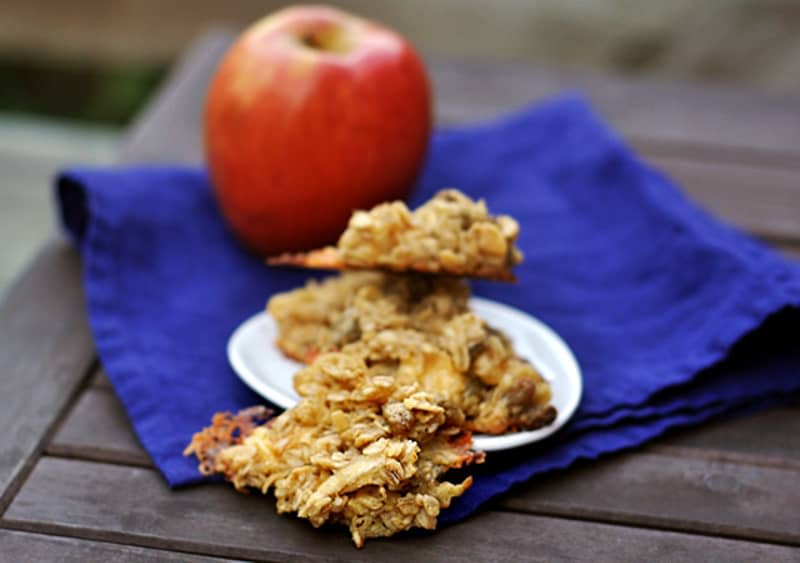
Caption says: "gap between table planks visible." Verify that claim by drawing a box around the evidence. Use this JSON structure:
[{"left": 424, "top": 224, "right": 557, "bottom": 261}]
[
  {"left": 2, "top": 28, "right": 800, "bottom": 561},
  {"left": 0, "top": 529, "right": 240, "bottom": 563}
]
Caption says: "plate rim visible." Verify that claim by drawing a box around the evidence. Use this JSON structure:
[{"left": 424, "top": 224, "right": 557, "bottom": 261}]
[
  {"left": 228, "top": 297, "right": 582, "bottom": 452},
  {"left": 228, "top": 312, "right": 301, "bottom": 409}
]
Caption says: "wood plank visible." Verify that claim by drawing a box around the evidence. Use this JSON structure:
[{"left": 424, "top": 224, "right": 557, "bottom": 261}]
[
  {"left": 0, "top": 529, "right": 238, "bottom": 562},
  {"left": 430, "top": 60, "right": 800, "bottom": 162},
  {"left": 778, "top": 242, "right": 800, "bottom": 262},
  {"left": 47, "top": 386, "right": 152, "bottom": 468},
  {"left": 0, "top": 240, "right": 96, "bottom": 512},
  {"left": 652, "top": 404, "right": 800, "bottom": 469},
  {"left": 5, "top": 458, "right": 799, "bottom": 563},
  {"left": 645, "top": 154, "right": 800, "bottom": 242},
  {"left": 499, "top": 451, "right": 800, "bottom": 546}
]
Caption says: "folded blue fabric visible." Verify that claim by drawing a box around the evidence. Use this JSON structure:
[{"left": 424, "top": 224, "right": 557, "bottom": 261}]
[{"left": 57, "top": 96, "right": 800, "bottom": 523}]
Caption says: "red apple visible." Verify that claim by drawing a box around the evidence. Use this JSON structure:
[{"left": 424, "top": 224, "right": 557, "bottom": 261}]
[{"left": 205, "top": 5, "right": 432, "bottom": 256}]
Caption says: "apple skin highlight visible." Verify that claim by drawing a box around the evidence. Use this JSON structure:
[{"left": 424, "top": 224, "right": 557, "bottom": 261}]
[{"left": 205, "top": 5, "right": 432, "bottom": 256}]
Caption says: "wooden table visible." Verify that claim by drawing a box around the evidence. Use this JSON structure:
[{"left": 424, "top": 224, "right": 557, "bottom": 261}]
[{"left": 1, "top": 31, "right": 799, "bottom": 562}]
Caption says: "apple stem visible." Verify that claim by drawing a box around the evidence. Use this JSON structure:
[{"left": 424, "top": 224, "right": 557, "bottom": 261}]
[
  {"left": 301, "top": 33, "right": 324, "bottom": 50},
  {"left": 298, "top": 27, "right": 350, "bottom": 54}
]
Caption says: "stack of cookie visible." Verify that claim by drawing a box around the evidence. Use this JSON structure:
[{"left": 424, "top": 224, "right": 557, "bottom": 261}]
[
  {"left": 269, "top": 189, "right": 557, "bottom": 434},
  {"left": 186, "top": 190, "right": 557, "bottom": 547}
]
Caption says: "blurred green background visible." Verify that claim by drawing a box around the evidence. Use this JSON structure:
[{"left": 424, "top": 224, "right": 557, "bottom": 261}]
[
  {"left": 1, "top": 0, "right": 799, "bottom": 293},
  {"left": 2, "top": 0, "right": 800, "bottom": 126},
  {"left": 0, "top": 56, "right": 166, "bottom": 125}
]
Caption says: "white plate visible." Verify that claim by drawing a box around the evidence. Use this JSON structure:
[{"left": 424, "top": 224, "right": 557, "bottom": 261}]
[{"left": 228, "top": 297, "right": 582, "bottom": 451}]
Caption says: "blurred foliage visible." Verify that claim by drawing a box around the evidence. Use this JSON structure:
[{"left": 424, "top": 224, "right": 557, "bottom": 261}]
[{"left": 0, "top": 55, "right": 168, "bottom": 126}]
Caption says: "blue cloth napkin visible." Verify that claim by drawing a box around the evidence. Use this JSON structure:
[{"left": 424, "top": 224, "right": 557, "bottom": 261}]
[{"left": 57, "top": 96, "right": 800, "bottom": 524}]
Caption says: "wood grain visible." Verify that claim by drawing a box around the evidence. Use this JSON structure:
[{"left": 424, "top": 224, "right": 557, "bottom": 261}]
[
  {"left": 644, "top": 155, "right": 800, "bottom": 242},
  {"left": 430, "top": 59, "right": 800, "bottom": 161},
  {"left": 653, "top": 403, "right": 800, "bottom": 469},
  {"left": 781, "top": 243, "right": 800, "bottom": 262},
  {"left": 498, "top": 451, "right": 800, "bottom": 545},
  {"left": 0, "top": 529, "right": 238, "bottom": 563},
  {"left": 0, "top": 240, "right": 96, "bottom": 512},
  {"left": 47, "top": 386, "right": 152, "bottom": 467},
  {"left": 6, "top": 458, "right": 800, "bottom": 563}
]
